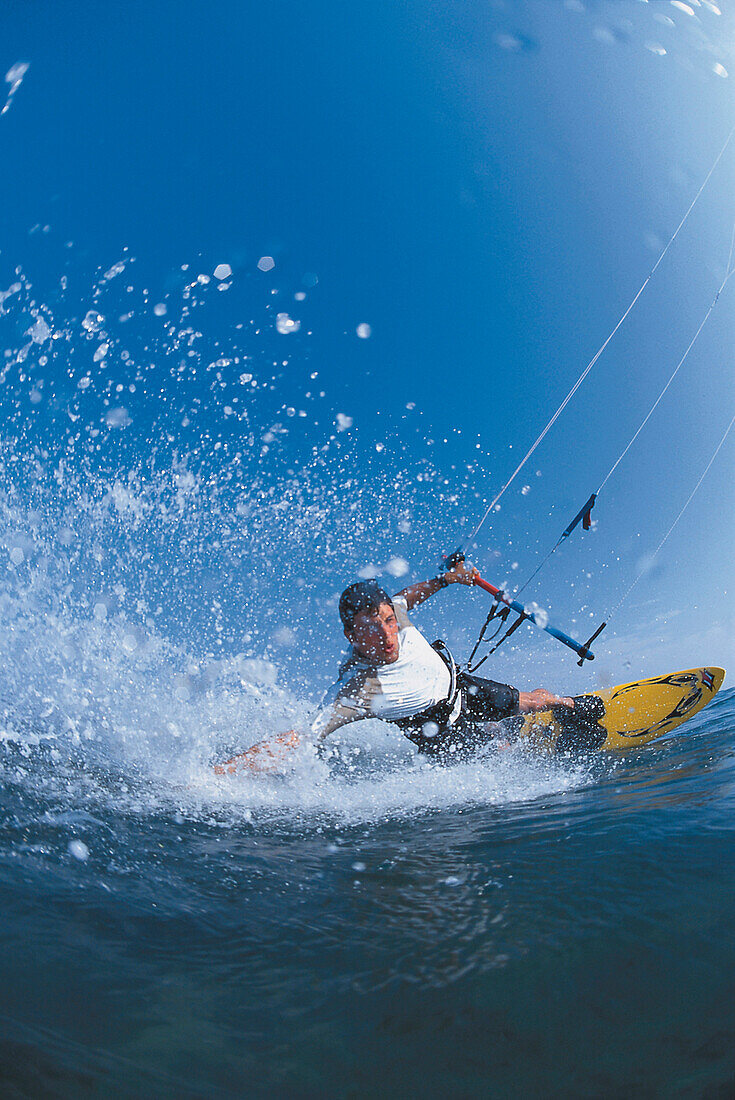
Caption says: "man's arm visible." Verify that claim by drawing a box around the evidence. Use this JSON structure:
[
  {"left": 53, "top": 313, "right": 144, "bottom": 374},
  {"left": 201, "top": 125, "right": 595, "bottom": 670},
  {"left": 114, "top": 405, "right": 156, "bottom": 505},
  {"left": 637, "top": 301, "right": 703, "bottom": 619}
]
[
  {"left": 214, "top": 703, "right": 362, "bottom": 775},
  {"left": 310, "top": 666, "right": 379, "bottom": 745},
  {"left": 518, "top": 688, "right": 574, "bottom": 712},
  {"left": 396, "top": 560, "right": 479, "bottom": 611}
]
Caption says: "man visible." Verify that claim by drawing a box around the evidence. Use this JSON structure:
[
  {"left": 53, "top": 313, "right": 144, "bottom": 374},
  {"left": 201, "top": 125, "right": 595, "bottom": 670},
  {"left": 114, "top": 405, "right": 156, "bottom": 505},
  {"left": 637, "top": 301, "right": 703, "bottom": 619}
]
[
  {"left": 214, "top": 561, "right": 574, "bottom": 775},
  {"left": 312, "top": 561, "right": 573, "bottom": 760}
]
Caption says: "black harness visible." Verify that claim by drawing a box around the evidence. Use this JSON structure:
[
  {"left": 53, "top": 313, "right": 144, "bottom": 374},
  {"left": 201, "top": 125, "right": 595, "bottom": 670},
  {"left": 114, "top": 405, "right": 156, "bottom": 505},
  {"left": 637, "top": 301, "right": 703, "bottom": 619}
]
[{"left": 392, "top": 639, "right": 464, "bottom": 747}]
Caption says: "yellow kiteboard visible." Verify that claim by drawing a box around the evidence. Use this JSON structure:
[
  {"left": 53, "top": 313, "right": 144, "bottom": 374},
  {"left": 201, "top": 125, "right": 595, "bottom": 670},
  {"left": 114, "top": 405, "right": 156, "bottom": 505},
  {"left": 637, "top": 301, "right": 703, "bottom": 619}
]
[{"left": 517, "top": 666, "right": 725, "bottom": 753}]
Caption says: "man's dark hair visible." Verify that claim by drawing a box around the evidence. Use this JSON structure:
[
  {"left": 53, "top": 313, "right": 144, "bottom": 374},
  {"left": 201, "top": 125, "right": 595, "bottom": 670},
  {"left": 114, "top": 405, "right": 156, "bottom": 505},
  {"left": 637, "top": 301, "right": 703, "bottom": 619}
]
[{"left": 339, "top": 580, "right": 394, "bottom": 630}]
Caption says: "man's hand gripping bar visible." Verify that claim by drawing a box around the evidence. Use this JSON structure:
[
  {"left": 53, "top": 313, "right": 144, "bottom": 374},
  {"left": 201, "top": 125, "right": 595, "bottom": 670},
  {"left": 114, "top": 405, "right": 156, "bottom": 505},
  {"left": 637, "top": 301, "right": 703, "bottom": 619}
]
[{"left": 441, "top": 549, "right": 598, "bottom": 664}]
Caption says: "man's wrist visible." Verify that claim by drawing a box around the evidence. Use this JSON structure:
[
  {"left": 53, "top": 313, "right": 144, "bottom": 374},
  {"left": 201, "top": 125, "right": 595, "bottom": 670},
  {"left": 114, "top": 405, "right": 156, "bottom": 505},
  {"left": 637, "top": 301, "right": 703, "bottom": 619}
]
[{"left": 434, "top": 573, "right": 450, "bottom": 588}]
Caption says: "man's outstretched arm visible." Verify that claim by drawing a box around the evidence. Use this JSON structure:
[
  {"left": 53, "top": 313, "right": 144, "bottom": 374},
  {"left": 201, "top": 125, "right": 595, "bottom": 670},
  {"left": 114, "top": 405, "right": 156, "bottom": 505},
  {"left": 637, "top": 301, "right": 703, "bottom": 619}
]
[
  {"left": 396, "top": 560, "right": 479, "bottom": 610},
  {"left": 214, "top": 706, "right": 360, "bottom": 775}
]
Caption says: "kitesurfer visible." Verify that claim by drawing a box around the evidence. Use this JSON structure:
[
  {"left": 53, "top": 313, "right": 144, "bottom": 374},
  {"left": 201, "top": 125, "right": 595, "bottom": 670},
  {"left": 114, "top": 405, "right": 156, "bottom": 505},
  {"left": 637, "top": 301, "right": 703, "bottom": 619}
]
[
  {"left": 214, "top": 560, "right": 577, "bottom": 775},
  {"left": 311, "top": 561, "right": 574, "bottom": 761}
]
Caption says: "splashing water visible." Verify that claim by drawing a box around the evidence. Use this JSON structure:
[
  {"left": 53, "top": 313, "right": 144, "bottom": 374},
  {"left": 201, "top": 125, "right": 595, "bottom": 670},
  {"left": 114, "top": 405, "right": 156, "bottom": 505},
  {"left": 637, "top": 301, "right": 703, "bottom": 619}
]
[{"left": 0, "top": 246, "right": 599, "bottom": 829}]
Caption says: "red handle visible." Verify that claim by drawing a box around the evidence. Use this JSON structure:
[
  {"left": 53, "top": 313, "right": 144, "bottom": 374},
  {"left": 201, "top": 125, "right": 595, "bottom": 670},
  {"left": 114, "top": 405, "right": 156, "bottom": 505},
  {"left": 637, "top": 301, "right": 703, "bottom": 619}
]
[{"left": 473, "top": 575, "right": 502, "bottom": 600}]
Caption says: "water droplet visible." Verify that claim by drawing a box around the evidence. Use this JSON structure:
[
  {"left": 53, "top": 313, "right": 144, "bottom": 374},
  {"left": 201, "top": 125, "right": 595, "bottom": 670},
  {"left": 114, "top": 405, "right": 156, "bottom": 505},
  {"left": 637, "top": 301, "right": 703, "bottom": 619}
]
[
  {"left": 275, "top": 313, "right": 300, "bottom": 334},
  {"left": 213, "top": 263, "right": 232, "bottom": 281},
  {"left": 257, "top": 256, "right": 275, "bottom": 272},
  {"left": 5, "top": 61, "right": 29, "bottom": 85},
  {"left": 68, "top": 840, "right": 89, "bottom": 862},
  {"left": 493, "top": 31, "right": 537, "bottom": 53},
  {"left": 494, "top": 32, "right": 522, "bottom": 52},
  {"left": 385, "top": 556, "right": 409, "bottom": 578},
  {"left": 28, "top": 317, "right": 51, "bottom": 344},
  {"left": 105, "top": 407, "right": 132, "bottom": 428},
  {"left": 593, "top": 25, "right": 625, "bottom": 44},
  {"left": 524, "top": 601, "right": 549, "bottom": 629},
  {"left": 103, "top": 261, "right": 125, "bottom": 281},
  {"left": 356, "top": 323, "right": 372, "bottom": 339},
  {"left": 82, "top": 310, "right": 104, "bottom": 333},
  {"left": 2, "top": 61, "right": 29, "bottom": 115}
]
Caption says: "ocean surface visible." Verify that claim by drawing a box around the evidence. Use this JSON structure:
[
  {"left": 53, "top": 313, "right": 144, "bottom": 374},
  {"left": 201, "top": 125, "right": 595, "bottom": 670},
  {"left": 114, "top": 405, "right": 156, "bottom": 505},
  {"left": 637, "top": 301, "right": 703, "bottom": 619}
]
[{"left": 0, "top": 682, "right": 733, "bottom": 1097}]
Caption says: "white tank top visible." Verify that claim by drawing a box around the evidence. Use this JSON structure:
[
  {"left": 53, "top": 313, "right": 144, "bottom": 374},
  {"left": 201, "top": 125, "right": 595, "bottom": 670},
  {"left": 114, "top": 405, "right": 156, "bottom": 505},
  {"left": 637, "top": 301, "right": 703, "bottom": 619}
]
[{"left": 312, "top": 596, "right": 451, "bottom": 738}]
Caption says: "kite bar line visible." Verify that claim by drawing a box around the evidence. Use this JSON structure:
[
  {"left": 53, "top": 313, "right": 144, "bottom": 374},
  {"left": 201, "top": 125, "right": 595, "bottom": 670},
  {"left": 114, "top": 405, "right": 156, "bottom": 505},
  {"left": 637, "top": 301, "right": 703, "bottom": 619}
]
[
  {"left": 513, "top": 217, "right": 735, "bottom": 598},
  {"left": 604, "top": 410, "right": 735, "bottom": 624},
  {"left": 514, "top": 493, "right": 596, "bottom": 599},
  {"left": 463, "top": 123, "right": 735, "bottom": 552},
  {"left": 597, "top": 240, "right": 735, "bottom": 495},
  {"left": 473, "top": 573, "right": 596, "bottom": 662}
]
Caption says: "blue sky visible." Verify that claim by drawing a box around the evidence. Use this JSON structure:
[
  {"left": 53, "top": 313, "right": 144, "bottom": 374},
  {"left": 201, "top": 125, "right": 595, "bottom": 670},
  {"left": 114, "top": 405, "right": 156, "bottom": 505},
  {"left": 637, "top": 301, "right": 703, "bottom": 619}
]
[{"left": 1, "top": 0, "right": 733, "bottom": 694}]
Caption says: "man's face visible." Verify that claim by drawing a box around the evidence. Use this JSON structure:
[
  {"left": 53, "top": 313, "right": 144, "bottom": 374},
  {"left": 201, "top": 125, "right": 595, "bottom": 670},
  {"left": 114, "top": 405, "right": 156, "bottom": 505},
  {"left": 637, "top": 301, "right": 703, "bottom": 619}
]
[{"left": 346, "top": 602, "right": 400, "bottom": 664}]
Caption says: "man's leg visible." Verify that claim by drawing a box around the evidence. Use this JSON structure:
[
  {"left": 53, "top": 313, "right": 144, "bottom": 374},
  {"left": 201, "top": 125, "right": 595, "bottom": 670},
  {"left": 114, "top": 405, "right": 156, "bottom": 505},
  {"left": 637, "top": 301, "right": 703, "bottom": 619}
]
[{"left": 460, "top": 673, "right": 520, "bottom": 723}]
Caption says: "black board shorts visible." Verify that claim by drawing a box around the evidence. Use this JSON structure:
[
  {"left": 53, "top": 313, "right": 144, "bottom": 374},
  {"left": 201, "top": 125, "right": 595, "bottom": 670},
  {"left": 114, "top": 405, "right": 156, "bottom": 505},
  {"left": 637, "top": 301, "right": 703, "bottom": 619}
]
[
  {"left": 397, "top": 682, "right": 608, "bottom": 760},
  {"left": 394, "top": 672, "right": 520, "bottom": 760}
]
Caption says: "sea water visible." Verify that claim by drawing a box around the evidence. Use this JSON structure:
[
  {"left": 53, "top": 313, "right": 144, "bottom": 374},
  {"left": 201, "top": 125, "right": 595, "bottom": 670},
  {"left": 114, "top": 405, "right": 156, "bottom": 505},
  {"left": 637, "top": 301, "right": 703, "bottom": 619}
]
[{"left": 1, "top": 677, "right": 733, "bottom": 1097}]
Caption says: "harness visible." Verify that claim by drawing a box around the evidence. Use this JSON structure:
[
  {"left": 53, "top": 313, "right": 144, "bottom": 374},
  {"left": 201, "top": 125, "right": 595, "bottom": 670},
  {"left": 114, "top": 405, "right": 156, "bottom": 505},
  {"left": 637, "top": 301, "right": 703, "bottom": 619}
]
[{"left": 393, "top": 639, "right": 463, "bottom": 738}]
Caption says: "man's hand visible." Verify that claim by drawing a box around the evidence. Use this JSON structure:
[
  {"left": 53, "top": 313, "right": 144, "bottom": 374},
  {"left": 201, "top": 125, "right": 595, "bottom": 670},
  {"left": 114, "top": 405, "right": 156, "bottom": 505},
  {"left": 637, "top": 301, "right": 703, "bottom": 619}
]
[
  {"left": 517, "top": 688, "right": 575, "bottom": 713},
  {"left": 399, "top": 561, "right": 479, "bottom": 609},
  {"left": 443, "top": 560, "right": 479, "bottom": 586},
  {"left": 214, "top": 730, "right": 301, "bottom": 775}
]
